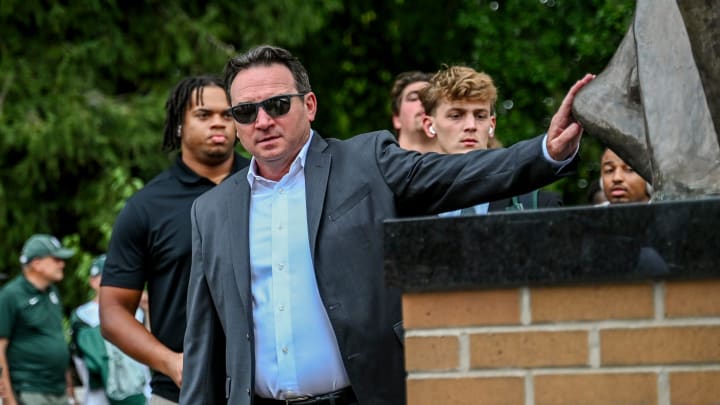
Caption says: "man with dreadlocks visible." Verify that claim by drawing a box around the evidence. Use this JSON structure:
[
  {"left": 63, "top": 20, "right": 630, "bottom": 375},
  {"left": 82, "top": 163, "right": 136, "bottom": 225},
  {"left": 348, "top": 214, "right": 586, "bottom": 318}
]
[{"left": 99, "top": 75, "right": 249, "bottom": 405}]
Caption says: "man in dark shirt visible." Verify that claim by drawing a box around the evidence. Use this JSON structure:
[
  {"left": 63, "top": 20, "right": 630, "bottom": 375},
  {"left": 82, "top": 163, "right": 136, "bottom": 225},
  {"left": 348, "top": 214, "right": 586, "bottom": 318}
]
[
  {"left": 390, "top": 71, "right": 438, "bottom": 153},
  {"left": 99, "top": 75, "right": 250, "bottom": 404},
  {"left": 600, "top": 147, "right": 652, "bottom": 204}
]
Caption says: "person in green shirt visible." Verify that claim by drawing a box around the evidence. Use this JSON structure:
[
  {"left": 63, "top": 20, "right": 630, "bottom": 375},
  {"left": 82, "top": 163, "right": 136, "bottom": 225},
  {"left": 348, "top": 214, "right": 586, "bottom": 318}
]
[{"left": 0, "top": 234, "right": 77, "bottom": 405}]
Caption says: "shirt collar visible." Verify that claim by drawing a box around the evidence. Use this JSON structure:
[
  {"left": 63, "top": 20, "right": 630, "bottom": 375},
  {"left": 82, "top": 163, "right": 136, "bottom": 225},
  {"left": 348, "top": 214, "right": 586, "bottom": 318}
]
[{"left": 247, "top": 130, "right": 314, "bottom": 187}]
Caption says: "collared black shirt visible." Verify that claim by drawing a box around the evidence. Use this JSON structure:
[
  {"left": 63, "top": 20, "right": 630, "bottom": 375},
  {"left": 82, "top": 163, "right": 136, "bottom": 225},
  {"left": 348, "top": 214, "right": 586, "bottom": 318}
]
[{"left": 102, "top": 152, "right": 249, "bottom": 402}]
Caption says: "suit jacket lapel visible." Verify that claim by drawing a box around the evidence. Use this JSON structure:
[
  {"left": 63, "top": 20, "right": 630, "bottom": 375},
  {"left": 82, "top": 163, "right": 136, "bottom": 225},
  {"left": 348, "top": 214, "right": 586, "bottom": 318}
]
[
  {"left": 228, "top": 174, "right": 252, "bottom": 311},
  {"left": 304, "top": 134, "right": 331, "bottom": 262}
]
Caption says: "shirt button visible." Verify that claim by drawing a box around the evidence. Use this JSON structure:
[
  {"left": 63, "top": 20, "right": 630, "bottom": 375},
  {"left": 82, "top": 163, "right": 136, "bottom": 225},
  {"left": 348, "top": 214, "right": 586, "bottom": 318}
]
[
  {"left": 279, "top": 188, "right": 284, "bottom": 194},
  {"left": 278, "top": 304, "right": 285, "bottom": 311},
  {"left": 278, "top": 264, "right": 284, "bottom": 271},
  {"left": 282, "top": 347, "right": 289, "bottom": 354}
]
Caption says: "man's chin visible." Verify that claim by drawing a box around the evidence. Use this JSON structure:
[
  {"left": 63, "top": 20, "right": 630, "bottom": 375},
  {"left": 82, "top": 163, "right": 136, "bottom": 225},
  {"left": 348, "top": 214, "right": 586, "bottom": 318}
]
[
  {"left": 450, "top": 147, "right": 477, "bottom": 155},
  {"left": 203, "top": 148, "right": 235, "bottom": 164}
]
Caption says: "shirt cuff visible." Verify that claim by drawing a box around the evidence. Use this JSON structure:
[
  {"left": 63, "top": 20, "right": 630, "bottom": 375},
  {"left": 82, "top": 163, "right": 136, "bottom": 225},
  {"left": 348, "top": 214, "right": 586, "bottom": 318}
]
[{"left": 541, "top": 133, "right": 578, "bottom": 171}]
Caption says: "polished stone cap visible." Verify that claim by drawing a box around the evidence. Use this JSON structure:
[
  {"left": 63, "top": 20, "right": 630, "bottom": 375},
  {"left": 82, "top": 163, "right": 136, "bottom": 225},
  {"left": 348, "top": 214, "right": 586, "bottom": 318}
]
[{"left": 384, "top": 198, "right": 720, "bottom": 292}]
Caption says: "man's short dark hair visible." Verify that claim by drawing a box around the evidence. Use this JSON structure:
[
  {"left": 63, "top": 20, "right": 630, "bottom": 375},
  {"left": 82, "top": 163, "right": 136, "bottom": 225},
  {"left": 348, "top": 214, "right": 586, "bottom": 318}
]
[
  {"left": 390, "top": 71, "right": 433, "bottom": 116},
  {"left": 162, "top": 75, "right": 226, "bottom": 152},
  {"left": 224, "top": 45, "right": 312, "bottom": 95}
]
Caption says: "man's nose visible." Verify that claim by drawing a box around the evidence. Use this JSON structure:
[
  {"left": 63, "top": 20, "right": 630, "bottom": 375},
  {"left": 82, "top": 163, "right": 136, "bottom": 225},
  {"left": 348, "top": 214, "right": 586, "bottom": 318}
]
[
  {"left": 463, "top": 115, "right": 477, "bottom": 131},
  {"left": 211, "top": 113, "right": 228, "bottom": 126},
  {"left": 254, "top": 107, "right": 274, "bottom": 128}
]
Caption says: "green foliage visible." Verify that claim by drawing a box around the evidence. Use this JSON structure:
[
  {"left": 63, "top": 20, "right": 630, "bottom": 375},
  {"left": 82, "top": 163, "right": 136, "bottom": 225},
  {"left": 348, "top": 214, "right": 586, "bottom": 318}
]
[
  {"left": 454, "top": 0, "right": 634, "bottom": 202},
  {"left": 296, "top": 0, "right": 480, "bottom": 135},
  {"left": 0, "top": 0, "right": 342, "bottom": 310},
  {"left": 0, "top": 0, "right": 635, "bottom": 310}
]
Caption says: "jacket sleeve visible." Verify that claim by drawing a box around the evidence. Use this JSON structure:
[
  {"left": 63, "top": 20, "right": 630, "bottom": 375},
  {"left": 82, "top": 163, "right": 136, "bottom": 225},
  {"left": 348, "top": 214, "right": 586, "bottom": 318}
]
[
  {"left": 180, "top": 200, "right": 227, "bottom": 404},
  {"left": 373, "top": 131, "right": 576, "bottom": 216}
]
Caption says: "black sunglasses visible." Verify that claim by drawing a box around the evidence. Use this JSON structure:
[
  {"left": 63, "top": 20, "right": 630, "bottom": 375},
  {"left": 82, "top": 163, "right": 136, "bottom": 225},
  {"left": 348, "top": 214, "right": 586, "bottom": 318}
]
[{"left": 229, "top": 93, "right": 307, "bottom": 124}]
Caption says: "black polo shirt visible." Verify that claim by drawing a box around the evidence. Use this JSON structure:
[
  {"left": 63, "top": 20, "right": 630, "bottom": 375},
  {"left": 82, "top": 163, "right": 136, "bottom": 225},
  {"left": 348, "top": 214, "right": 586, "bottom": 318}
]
[{"left": 102, "top": 152, "right": 249, "bottom": 402}]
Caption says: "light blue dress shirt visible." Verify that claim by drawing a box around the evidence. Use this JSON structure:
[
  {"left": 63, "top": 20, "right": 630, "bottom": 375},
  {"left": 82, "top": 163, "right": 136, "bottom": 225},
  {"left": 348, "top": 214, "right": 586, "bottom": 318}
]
[
  {"left": 247, "top": 131, "right": 350, "bottom": 400},
  {"left": 439, "top": 202, "right": 490, "bottom": 217}
]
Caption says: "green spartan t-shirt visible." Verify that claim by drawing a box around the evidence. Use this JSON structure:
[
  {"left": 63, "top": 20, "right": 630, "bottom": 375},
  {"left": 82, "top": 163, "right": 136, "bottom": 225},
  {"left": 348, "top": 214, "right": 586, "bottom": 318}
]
[{"left": 0, "top": 275, "right": 70, "bottom": 394}]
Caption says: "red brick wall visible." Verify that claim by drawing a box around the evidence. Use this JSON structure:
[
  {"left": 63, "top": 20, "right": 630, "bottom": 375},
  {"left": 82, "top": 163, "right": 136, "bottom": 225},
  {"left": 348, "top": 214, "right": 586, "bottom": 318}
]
[{"left": 402, "top": 280, "right": 720, "bottom": 405}]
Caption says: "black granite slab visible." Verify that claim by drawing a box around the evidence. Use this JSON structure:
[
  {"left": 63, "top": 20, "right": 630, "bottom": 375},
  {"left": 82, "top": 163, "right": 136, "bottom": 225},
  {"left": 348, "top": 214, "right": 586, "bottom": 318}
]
[{"left": 384, "top": 197, "right": 720, "bottom": 293}]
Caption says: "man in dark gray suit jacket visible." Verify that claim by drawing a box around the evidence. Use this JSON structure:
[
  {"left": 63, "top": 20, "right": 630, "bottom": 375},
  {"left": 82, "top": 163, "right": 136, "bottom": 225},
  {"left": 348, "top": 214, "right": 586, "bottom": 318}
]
[{"left": 180, "top": 45, "right": 594, "bottom": 405}]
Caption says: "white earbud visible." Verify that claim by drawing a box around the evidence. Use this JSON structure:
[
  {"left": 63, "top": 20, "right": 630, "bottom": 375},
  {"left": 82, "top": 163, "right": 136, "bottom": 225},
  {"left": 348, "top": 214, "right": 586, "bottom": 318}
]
[
  {"left": 177, "top": 125, "right": 182, "bottom": 138},
  {"left": 429, "top": 126, "right": 436, "bottom": 135},
  {"left": 488, "top": 126, "right": 494, "bottom": 136}
]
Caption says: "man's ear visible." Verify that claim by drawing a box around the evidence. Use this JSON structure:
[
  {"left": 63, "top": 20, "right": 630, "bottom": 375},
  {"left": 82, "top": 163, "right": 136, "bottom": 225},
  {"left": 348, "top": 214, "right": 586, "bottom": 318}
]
[
  {"left": 422, "top": 116, "right": 436, "bottom": 138},
  {"left": 304, "top": 92, "right": 318, "bottom": 122},
  {"left": 392, "top": 114, "right": 401, "bottom": 131}
]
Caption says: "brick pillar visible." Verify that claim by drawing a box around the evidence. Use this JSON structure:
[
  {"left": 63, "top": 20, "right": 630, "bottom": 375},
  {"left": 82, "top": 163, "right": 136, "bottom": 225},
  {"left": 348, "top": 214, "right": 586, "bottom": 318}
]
[{"left": 402, "top": 281, "right": 720, "bottom": 405}]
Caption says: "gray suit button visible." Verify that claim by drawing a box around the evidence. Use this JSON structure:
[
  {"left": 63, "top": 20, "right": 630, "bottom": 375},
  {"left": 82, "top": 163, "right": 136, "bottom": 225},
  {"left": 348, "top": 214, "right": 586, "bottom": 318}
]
[{"left": 246, "top": 333, "right": 250, "bottom": 340}]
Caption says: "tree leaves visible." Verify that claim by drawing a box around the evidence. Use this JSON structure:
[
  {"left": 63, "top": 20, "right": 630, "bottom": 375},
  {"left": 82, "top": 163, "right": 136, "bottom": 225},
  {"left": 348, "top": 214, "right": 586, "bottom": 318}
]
[{"left": 0, "top": 0, "right": 634, "bottom": 309}]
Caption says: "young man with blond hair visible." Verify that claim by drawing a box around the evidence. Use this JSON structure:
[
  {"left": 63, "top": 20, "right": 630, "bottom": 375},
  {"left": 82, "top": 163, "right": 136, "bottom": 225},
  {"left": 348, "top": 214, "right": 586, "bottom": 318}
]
[{"left": 420, "top": 65, "right": 562, "bottom": 213}]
